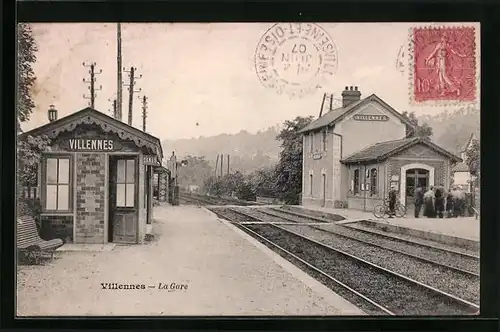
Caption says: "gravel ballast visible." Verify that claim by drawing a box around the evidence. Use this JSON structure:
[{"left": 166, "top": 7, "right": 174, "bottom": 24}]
[
  {"left": 243, "top": 223, "right": 475, "bottom": 315},
  {"left": 280, "top": 224, "right": 479, "bottom": 305},
  {"left": 239, "top": 208, "right": 302, "bottom": 223},
  {"left": 207, "top": 207, "right": 256, "bottom": 222},
  {"left": 265, "top": 208, "right": 479, "bottom": 274}
]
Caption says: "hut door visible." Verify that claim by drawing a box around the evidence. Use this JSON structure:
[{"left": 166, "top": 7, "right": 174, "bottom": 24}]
[
  {"left": 109, "top": 156, "right": 138, "bottom": 244},
  {"left": 405, "top": 168, "right": 429, "bottom": 207}
]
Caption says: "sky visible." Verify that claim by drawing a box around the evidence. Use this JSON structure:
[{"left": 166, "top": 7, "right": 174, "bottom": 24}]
[{"left": 23, "top": 22, "right": 480, "bottom": 140}]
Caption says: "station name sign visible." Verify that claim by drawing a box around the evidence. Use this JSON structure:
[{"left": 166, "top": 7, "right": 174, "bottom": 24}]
[
  {"left": 66, "top": 139, "right": 116, "bottom": 151},
  {"left": 353, "top": 114, "right": 389, "bottom": 121},
  {"left": 143, "top": 155, "right": 161, "bottom": 166}
]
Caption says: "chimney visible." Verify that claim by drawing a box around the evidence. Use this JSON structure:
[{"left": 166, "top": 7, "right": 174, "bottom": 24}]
[
  {"left": 341, "top": 86, "right": 361, "bottom": 108},
  {"left": 48, "top": 104, "right": 58, "bottom": 122}
]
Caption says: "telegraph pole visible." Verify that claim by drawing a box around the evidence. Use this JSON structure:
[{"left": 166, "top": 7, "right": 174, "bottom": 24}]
[
  {"left": 220, "top": 154, "right": 224, "bottom": 177},
  {"left": 319, "top": 93, "right": 326, "bottom": 117},
  {"left": 108, "top": 97, "right": 117, "bottom": 118},
  {"left": 227, "top": 154, "right": 230, "bottom": 175},
  {"left": 117, "top": 23, "right": 123, "bottom": 121},
  {"left": 82, "top": 62, "right": 102, "bottom": 108},
  {"left": 215, "top": 154, "right": 219, "bottom": 179},
  {"left": 138, "top": 95, "right": 148, "bottom": 132},
  {"left": 123, "top": 66, "right": 142, "bottom": 126}
]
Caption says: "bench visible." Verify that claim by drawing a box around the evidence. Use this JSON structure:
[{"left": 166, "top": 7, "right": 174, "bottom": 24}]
[{"left": 17, "top": 215, "right": 64, "bottom": 264}]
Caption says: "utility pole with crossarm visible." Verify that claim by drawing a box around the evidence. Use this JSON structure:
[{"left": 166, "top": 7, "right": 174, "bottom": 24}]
[
  {"left": 123, "top": 66, "right": 142, "bottom": 127},
  {"left": 82, "top": 62, "right": 102, "bottom": 108}
]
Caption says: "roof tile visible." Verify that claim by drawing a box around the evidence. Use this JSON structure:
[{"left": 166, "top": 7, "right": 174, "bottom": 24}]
[
  {"left": 342, "top": 137, "right": 462, "bottom": 163},
  {"left": 342, "top": 138, "right": 418, "bottom": 163}
]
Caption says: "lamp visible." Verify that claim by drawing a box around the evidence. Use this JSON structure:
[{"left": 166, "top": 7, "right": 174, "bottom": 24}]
[{"left": 48, "top": 105, "right": 58, "bottom": 122}]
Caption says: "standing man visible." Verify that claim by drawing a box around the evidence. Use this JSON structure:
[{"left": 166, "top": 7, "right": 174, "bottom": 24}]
[
  {"left": 423, "top": 186, "right": 436, "bottom": 218},
  {"left": 446, "top": 188, "right": 454, "bottom": 218},
  {"left": 414, "top": 185, "right": 424, "bottom": 218},
  {"left": 388, "top": 185, "right": 397, "bottom": 218},
  {"left": 434, "top": 185, "right": 445, "bottom": 218}
]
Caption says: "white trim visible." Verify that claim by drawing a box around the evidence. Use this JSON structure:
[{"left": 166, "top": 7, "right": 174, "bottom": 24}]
[
  {"left": 400, "top": 163, "right": 435, "bottom": 206},
  {"left": 343, "top": 101, "right": 402, "bottom": 127},
  {"left": 391, "top": 157, "right": 445, "bottom": 162}
]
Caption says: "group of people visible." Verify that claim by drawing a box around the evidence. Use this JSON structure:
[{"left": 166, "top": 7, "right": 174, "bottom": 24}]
[
  {"left": 386, "top": 184, "right": 467, "bottom": 218},
  {"left": 413, "top": 185, "right": 466, "bottom": 218}
]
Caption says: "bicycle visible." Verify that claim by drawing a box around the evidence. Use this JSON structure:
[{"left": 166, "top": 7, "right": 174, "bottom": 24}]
[{"left": 373, "top": 198, "right": 406, "bottom": 218}]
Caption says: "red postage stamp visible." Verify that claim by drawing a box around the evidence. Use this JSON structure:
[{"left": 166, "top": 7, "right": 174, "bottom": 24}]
[{"left": 410, "top": 26, "right": 477, "bottom": 104}]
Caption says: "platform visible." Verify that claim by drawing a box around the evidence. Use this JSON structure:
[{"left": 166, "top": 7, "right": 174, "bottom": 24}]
[
  {"left": 56, "top": 243, "right": 117, "bottom": 252},
  {"left": 284, "top": 205, "right": 479, "bottom": 243},
  {"left": 17, "top": 205, "right": 363, "bottom": 316}
]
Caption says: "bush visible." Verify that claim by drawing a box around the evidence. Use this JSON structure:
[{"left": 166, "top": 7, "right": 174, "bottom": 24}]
[
  {"left": 17, "top": 197, "right": 42, "bottom": 230},
  {"left": 236, "top": 182, "right": 257, "bottom": 201}
]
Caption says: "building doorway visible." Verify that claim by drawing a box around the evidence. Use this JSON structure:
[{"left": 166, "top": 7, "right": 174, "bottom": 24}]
[
  {"left": 321, "top": 174, "right": 326, "bottom": 207},
  {"left": 405, "top": 168, "right": 429, "bottom": 207},
  {"left": 108, "top": 156, "right": 138, "bottom": 244}
]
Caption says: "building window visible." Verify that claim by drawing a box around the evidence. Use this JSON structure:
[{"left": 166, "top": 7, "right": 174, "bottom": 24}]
[
  {"left": 310, "top": 174, "right": 313, "bottom": 197},
  {"left": 310, "top": 134, "right": 314, "bottom": 153},
  {"left": 116, "top": 159, "right": 136, "bottom": 208},
  {"left": 370, "top": 168, "right": 377, "bottom": 196},
  {"left": 44, "top": 156, "right": 71, "bottom": 211},
  {"left": 353, "top": 169, "right": 360, "bottom": 195},
  {"left": 322, "top": 130, "right": 327, "bottom": 151}
]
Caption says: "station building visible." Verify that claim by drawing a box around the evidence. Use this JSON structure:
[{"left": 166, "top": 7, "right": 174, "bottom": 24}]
[
  {"left": 19, "top": 107, "right": 164, "bottom": 244},
  {"left": 299, "top": 86, "right": 462, "bottom": 211},
  {"left": 452, "top": 133, "right": 477, "bottom": 191}
]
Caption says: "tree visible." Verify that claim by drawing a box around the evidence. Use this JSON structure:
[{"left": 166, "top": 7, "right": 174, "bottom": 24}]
[
  {"left": 18, "top": 23, "right": 39, "bottom": 130},
  {"left": 177, "top": 155, "right": 213, "bottom": 189},
  {"left": 402, "top": 111, "right": 433, "bottom": 139},
  {"left": 17, "top": 135, "right": 51, "bottom": 219},
  {"left": 465, "top": 138, "right": 480, "bottom": 177},
  {"left": 275, "top": 116, "right": 314, "bottom": 204},
  {"left": 248, "top": 167, "right": 277, "bottom": 198}
]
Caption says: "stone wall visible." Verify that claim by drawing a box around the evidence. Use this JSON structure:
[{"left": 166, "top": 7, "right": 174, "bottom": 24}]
[
  {"left": 75, "top": 153, "right": 106, "bottom": 244},
  {"left": 40, "top": 215, "right": 73, "bottom": 243}
]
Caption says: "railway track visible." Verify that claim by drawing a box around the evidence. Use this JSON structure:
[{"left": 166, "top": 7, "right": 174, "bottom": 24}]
[
  {"left": 260, "top": 207, "right": 480, "bottom": 275},
  {"left": 212, "top": 207, "right": 479, "bottom": 315},
  {"left": 179, "top": 193, "right": 260, "bottom": 206}
]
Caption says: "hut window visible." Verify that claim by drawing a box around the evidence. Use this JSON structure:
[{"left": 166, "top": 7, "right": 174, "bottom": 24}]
[
  {"left": 44, "top": 157, "right": 71, "bottom": 211},
  {"left": 116, "top": 159, "right": 136, "bottom": 207},
  {"left": 370, "top": 168, "right": 378, "bottom": 196},
  {"left": 353, "top": 169, "right": 360, "bottom": 195}
]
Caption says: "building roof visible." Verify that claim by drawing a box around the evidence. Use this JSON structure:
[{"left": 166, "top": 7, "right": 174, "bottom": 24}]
[
  {"left": 459, "top": 133, "right": 477, "bottom": 152},
  {"left": 452, "top": 162, "right": 469, "bottom": 172},
  {"left": 19, "top": 107, "right": 163, "bottom": 160},
  {"left": 154, "top": 166, "right": 171, "bottom": 174},
  {"left": 341, "top": 137, "right": 462, "bottom": 164},
  {"left": 298, "top": 94, "right": 416, "bottom": 134}
]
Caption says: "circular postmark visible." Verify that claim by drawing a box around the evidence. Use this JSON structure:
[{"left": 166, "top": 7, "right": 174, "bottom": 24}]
[{"left": 254, "top": 23, "right": 338, "bottom": 98}]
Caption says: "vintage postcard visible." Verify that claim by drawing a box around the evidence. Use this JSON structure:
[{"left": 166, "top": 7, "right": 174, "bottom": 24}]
[{"left": 16, "top": 22, "right": 480, "bottom": 316}]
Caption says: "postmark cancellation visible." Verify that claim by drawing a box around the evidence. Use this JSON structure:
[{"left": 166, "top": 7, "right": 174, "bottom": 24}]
[
  {"left": 408, "top": 26, "right": 478, "bottom": 107},
  {"left": 254, "top": 23, "right": 338, "bottom": 98}
]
